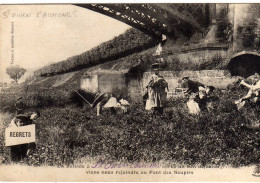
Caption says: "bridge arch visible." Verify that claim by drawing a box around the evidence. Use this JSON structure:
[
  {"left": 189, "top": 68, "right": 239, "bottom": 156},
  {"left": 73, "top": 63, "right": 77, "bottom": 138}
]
[{"left": 227, "top": 51, "right": 260, "bottom": 78}]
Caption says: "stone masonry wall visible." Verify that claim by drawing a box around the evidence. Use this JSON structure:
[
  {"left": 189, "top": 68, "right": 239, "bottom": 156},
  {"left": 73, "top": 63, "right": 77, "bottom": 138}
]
[
  {"left": 141, "top": 70, "right": 236, "bottom": 98},
  {"left": 80, "top": 70, "right": 237, "bottom": 102}
]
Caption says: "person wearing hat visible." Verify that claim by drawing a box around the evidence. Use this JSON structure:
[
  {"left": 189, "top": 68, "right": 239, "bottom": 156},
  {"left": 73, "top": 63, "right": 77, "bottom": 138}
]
[
  {"left": 9, "top": 111, "right": 40, "bottom": 127},
  {"left": 15, "top": 96, "right": 24, "bottom": 115},
  {"left": 181, "top": 77, "right": 205, "bottom": 95},
  {"left": 9, "top": 111, "right": 40, "bottom": 161},
  {"left": 145, "top": 63, "right": 168, "bottom": 114},
  {"left": 181, "top": 77, "right": 215, "bottom": 114}
]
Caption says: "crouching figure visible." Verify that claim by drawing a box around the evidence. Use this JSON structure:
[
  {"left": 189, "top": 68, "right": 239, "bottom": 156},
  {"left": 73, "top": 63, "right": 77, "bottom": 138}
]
[
  {"left": 186, "top": 86, "right": 215, "bottom": 115},
  {"left": 235, "top": 79, "right": 260, "bottom": 109},
  {"left": 181, "top": 77, "right": 215, "bottom": 114},
  {"left": 186, "top": 92, "right": 201, "bottom": 115},
  {"left": 91, "top": 92, "right": 129, "bottom": 116}
]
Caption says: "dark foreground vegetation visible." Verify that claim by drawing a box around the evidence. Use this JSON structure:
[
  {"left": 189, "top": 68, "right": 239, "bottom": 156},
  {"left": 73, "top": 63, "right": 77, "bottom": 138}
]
[{"left": 0, "top": 85, "right": 259, "bottom": 168}]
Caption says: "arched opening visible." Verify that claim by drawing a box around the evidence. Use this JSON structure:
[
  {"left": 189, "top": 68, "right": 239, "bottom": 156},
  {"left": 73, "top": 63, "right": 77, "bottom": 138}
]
[{"left": 227, "top": 51, "right": 260, "bottom": 78}]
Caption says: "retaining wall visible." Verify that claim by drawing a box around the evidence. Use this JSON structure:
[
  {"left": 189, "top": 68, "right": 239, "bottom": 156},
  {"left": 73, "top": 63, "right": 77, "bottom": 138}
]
[{"left": 80, "top": 70, "right": 237, "bottom": 102}]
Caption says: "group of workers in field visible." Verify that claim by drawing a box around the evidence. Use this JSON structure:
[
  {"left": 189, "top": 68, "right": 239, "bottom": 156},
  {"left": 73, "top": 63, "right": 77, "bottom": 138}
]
[
  {"left": 8, "top": 62, "right": 260, "bottom": 161},
  {"left": 144, "top": 63, "right": 260, "bottom": 117},
  {"left": 142, "top": 40, "right": 259, "bottom": 115},
  {"left": 91, "top": 61, "right": 260, "bottom": 117},
  {"left": 146, "top": 63, "right": 260, "bottom": 115},
  {"left": 12, "top": 63, "right": 260, "bottom": 119},
  {"left": 143, "top": 63, "right": 217, "bottom": 115}
]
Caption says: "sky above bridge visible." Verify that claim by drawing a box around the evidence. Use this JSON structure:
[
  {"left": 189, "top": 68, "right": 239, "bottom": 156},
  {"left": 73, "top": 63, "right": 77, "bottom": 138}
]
[{"left": 0, "top": 4, "right": 130, "bottom": 83}]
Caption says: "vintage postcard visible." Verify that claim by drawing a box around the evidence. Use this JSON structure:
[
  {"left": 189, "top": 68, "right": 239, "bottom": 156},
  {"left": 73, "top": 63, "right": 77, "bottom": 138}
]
[{"left": 0, "top": 3, "right": 260, "bottom": 182}]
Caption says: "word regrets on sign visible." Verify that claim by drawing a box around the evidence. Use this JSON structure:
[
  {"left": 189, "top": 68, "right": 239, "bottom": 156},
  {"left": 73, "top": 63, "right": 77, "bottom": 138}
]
[
  {"left": 10, "top": 132, "right": 31, "bottom": 137},
  {"left": 5, "top": 124, "right": 36, "bottom": 146}
]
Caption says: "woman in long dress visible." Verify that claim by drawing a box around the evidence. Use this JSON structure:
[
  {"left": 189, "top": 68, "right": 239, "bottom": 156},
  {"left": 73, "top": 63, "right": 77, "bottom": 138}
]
[{"left": 145, "top": 63, "right": 168, "bottom": 114}]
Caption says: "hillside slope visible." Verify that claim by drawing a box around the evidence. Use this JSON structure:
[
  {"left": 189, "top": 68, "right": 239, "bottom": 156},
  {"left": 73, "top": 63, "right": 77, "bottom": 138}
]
[
  {"left": 34, "top": 28, "right": 159, "bottom": 77},
  {"left": 27, "top": 46, "right": 155, "bottom": 88}
]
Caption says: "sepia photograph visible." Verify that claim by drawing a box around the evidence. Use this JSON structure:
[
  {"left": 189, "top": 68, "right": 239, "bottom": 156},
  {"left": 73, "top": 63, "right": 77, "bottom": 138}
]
[{"left": 0, "top": 3, "right": 259, "bottom": 182}]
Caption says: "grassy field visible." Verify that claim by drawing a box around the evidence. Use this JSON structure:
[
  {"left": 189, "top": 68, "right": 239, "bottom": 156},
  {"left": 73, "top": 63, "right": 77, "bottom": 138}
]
[{"left": 0, "top": 85, "right": 259, "bottom": 168}]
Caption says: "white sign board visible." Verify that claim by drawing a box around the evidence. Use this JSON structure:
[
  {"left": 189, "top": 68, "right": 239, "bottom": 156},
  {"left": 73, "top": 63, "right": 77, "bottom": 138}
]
[{"left": 5, "top": 124, "right": 36, "bottom": 146}]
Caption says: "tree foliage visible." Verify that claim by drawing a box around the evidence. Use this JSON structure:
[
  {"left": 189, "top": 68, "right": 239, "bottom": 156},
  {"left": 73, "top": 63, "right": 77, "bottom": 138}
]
[{"left": 6, "top": 65, "right": 26, "bottom": 84}]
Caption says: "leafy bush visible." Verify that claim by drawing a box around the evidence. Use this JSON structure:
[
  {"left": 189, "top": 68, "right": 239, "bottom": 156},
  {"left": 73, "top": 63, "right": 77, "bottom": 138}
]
[{"left": 164, "top": 54, "right": 224, "bottom": 71}]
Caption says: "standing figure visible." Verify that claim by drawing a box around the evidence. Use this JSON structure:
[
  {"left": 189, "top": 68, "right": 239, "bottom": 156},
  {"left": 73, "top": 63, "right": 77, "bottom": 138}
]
[
  {"left": 15, "top": 97, "right": 24, "bottom": 115},
  {"left": 9, "top": 111, "right": 40, "bottom": 161},
  {"left": 145, "top": 63, "right": 168, "bottom": 115}
]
